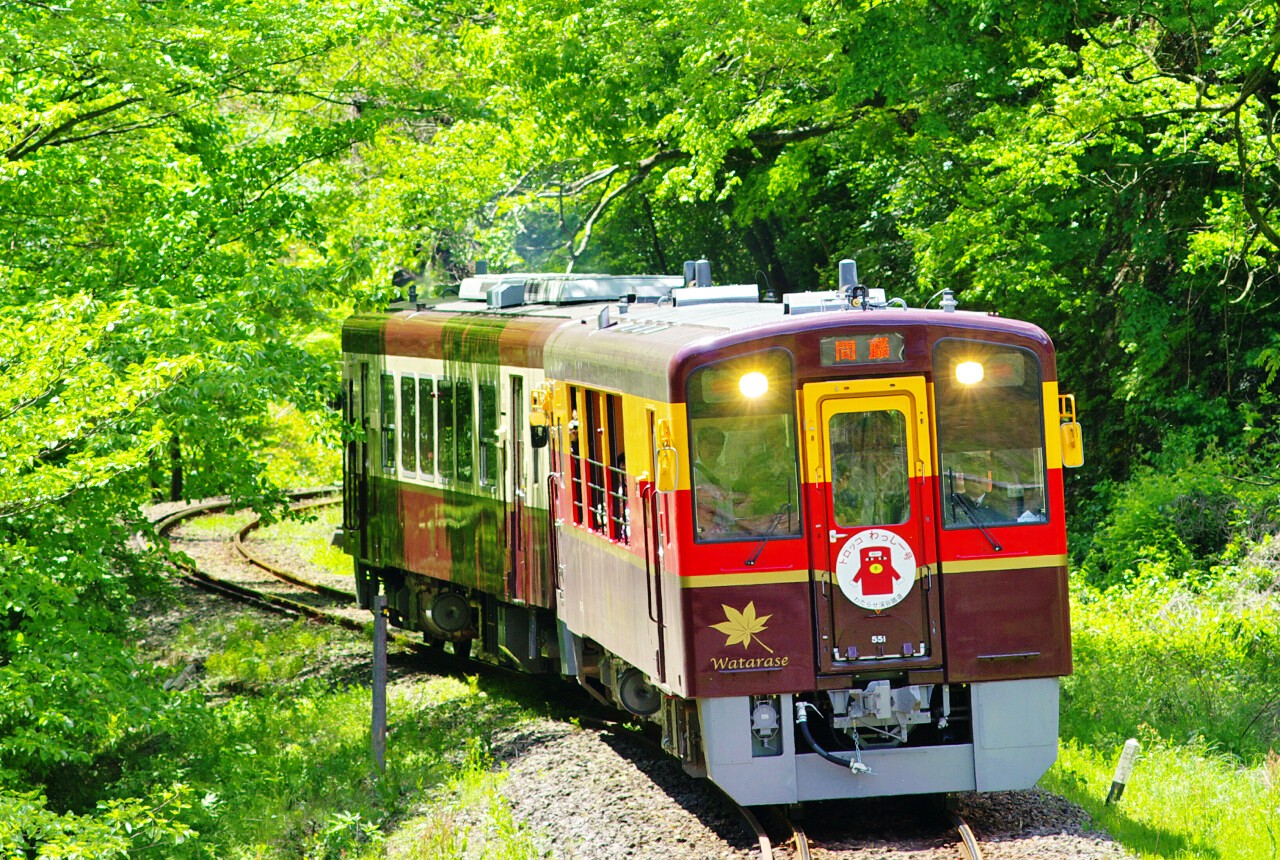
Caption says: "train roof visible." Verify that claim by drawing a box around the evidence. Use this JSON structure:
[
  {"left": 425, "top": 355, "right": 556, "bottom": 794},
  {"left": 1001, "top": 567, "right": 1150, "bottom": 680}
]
[{"left": 351, "top": 275, "right": 1057, "bottom": 401}]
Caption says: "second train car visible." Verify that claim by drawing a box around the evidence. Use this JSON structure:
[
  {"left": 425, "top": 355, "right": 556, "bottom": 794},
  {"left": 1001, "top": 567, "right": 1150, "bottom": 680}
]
[{"left": 336, "top": 262, "right": 1083, "bottom": 805}]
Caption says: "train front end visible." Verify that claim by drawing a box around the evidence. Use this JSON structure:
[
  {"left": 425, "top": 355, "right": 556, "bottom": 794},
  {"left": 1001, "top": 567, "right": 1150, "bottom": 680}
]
[{"left": 655, "top": 303, "right": 1079, "bottom": 805}]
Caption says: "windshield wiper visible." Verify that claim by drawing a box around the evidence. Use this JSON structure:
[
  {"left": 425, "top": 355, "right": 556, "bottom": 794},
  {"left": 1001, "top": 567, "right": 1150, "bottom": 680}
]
[
  {"left": 948, "top": 469, "right": 1002, "bottom": 552},
  {"left": 745, "top": 500, "right": 793, "bottom": 566}
]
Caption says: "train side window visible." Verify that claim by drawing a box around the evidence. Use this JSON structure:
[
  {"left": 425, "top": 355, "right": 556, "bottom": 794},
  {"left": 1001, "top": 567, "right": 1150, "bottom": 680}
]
[
  {"left": 418, "top": 377, "right": 436, "bottom": 478},
  {"left": 584, "top": 391, "right": 605, "bottom": 534},
  {"left": 456, "top": 379, "right": 474, "bottom": 484},
  {"left": 829, "top": 410, "right": 910, "bottom": 527},
  {"left": 359, "top": 363, "right": 368, "bottom": 427},
  {"left": 604, "top": 392, "right": 628, "bottom": 542},
  {"left": 567, "top": 385, "right": 586, "bottom": 526},
  {"left": 400, "top": 375, "right": 417, "bottom": 473},
  {"left": 934, "top": 340, "right": 1048, "bottom": 528},
  {"left": 479, "top": 380, "right": 499, "bottom": 487},
  {"left": 380, "top": 373, "right": 396, "bottom": 472},
  {"left": 563, "top": 386, "right": 628, "bottom": 542},
  {"left": 439, "top": 380, "right": 456, "bottom": 482}
]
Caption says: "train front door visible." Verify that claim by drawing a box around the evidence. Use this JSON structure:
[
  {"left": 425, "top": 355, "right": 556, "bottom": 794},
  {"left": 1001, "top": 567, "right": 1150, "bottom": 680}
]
[{"left": 804, "top": 377, "right": 941, "bottom": 673}]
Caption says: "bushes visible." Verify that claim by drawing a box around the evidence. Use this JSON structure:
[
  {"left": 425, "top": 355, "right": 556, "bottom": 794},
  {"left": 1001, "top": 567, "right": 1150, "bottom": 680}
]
[
  {"left": 0, "top": 786, "right": 195, "bottom": 859},
  {"left": 200, "top": 619, "right": 330, "bottom": 691},
  {"left": 1079, "top": 449, "right": 1280, "bottom": 589},
  {"left": 1066, "top": 446, "right": 1280, "bottom": 763},
  {"left": 1065, "top": 571, "right": 1280, "bottom": 762}
]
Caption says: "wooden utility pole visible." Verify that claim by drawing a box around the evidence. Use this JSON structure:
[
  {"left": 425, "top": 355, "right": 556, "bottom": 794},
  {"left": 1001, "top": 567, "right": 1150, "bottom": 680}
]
[{"left": 372, "top": 594, "right": 387, "bottom": 776}]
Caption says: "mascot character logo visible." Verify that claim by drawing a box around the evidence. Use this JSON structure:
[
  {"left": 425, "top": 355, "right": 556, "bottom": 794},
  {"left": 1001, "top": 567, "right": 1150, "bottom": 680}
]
[{"left": 852, "top": 546, "right": 899, "bottom": 596}]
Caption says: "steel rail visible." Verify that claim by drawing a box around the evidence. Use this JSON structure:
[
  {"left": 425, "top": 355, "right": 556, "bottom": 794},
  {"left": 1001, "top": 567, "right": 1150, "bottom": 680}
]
[
  {"left": 149, "top": 491, "right": 430, "bottom": 652},
  {"left": 948, "top": 810, "right": 985, "bottom": 860},
  {"left": 736, "top": 805, "right": 773, "bottom": 860},
  {"left": 231, "top": 497, "right": 352, "bottom": 600},
  {"left": 788, "top": 815, "right": 811, "bottom": 860}
]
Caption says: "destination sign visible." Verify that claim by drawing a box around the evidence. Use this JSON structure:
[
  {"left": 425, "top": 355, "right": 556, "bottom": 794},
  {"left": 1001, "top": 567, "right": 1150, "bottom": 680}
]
[{"left": 820, "top": 332, "right": 906, "bottom": 367}]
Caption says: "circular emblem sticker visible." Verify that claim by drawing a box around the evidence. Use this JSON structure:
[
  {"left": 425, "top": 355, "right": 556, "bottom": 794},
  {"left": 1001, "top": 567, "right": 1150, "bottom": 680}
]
[{"left": 834, "top": 529, "right": 917, "bottom": 611}]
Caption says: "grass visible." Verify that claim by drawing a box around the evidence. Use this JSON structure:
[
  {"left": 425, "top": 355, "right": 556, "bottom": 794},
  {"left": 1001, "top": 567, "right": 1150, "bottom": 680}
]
[
  {"left": 255, "top": 504, "right": 353, "bottom": 579},
  {"left": 128, "top": 609, "right": 549, "bottom": 858},
  {"left": 186, "top": 617, "right": 329, "bottom": 689},
  {"left": 384, "top": 742, "right": 544, "bottom": 860},
  {"left": 176, "top": 511, "right": 254, "bottom": 536},
  {"left": 1045, "top": 568, "right": 1280, "bottom": 860},
  {"left": 1044, "top": 737, "right": 1280, "bottom": 859}
]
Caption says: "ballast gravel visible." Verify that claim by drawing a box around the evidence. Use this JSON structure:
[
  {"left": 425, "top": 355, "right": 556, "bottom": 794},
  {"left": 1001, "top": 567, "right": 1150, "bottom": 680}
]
[{"left": 479, "top": 719, "right": 1138, "bottom": 860}]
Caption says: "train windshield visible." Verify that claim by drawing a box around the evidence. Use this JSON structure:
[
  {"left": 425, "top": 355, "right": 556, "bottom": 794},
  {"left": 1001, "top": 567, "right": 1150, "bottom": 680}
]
[
  {"left": 687, "top": 350, "right": 802, "bottom": 542},
  {"left": 934, "top": 339, "right": 1048, "bottom": 528}
]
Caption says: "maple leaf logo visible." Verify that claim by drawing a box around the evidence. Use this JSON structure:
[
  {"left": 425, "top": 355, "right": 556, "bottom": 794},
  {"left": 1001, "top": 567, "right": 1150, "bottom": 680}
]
[{"left": 710, "top": 602, "right": 774, "bottom": 653}]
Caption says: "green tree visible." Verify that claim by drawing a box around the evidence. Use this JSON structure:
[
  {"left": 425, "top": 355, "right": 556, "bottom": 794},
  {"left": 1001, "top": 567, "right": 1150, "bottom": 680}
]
[{"left": 0, "top": 0, "right": 471, "bottom": 845}]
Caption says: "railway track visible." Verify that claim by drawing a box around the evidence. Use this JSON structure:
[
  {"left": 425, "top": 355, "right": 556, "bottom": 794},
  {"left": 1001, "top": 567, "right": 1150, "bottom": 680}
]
[
  {"left": 950, "top": 809, "right": 985, "bottom": 860},
  {"left": 756, "top": 805, "right": 983, "bottom": 860},
  {"left": 581, "top": 716, "right": 984, "bottom": 860},
  {"left": 155, "top": 495, "right": 992, "bottom": 860},
  {"left": 231, "top": 496, "right": 353, "bottom": 601},
  {"left": 147, "top": 491, "right": 403, "bottom": 643}
]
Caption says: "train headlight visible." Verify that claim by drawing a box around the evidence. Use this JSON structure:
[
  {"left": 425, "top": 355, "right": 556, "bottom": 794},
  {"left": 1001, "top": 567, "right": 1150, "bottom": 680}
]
[
  {"left": 739, "top": 371, "right": 769, "bottom": 399},
  {"left": 955, "top": 361, "right": 984, "bottom": 385}
]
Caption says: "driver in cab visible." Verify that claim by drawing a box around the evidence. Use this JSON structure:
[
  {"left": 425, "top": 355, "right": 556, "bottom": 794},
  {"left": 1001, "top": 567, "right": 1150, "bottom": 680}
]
[{"left": 693, "top": 427, "right": 737, "bottom": 535}]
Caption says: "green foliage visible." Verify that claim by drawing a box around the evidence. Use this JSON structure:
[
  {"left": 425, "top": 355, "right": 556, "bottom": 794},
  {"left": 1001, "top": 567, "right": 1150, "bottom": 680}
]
[
  {"left": 0, "top": 492, "right": 176, "bottom": 803},
  {"left": 1080, "top": 448, "right": 1280, "bottom": 587},
  {"left": 0, "top": 0, "right": 456, "bottom": 844},
  {"left": 108, "top": 672, "right": 535, "bottom": 858},
  {"left": 261, "top": 404, "right": 342, "bottom": 489},
  {"left": 0, "top": 785, "right": 195, "bottom": 859},
  {"left": 5, "top": 0, "right": 1280, "bottom": 852},
  {"left": 1064, "top": 574, "right": 1280, "bottom": 761},
  {"left": 201, "top": 619, "right": 329, "bottom": 690},
  {"left": 307, "top": 810, "right": 385, "bottom": 860},
  {"left": 92, "top": 599, "right": 544, "bottom": 857},
  {"left": 385, "top": 739, "right": 543, "bottom": 860},
  {"left": 1045, "top": 735, "right": 1280, "bottom": 860}
]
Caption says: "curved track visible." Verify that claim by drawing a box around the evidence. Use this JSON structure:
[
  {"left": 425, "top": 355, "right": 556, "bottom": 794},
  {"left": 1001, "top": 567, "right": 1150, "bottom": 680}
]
[
  {"left": 149, "top": 491, "right": 401, "bottom": 642},
  {"left": 950, "top": 809, "right": 985, "bottom": 860},
  {"left": 230, "top": 497, "right": 354, "bottom": 601}
]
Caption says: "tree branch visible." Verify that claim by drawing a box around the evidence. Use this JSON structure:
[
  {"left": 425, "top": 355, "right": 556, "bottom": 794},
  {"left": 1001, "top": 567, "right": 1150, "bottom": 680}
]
[
  {"left": 6, "top": 95, "right": 145, "bottom": 161},
  {"left": 1233, "top": 107, "right": 1280, "bottom": 251},
  {"left": 566, "top": 151, "right": 676, "bottom": 270}
]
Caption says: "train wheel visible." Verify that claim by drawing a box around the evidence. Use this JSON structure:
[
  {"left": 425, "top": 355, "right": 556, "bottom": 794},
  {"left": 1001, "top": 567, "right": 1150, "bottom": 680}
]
[{"left": 617, "top": 668, "right": 661, "bottom": 716}]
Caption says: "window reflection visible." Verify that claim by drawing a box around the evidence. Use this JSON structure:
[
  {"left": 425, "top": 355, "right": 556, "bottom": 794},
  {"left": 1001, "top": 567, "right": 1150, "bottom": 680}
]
[
  {"left": 687, "top": 351, "right": 801, "bottom": 542},
  {"left": 690, "top": 414, "right": 801, "bottom": 539},
  {"left": 934, "top": 340, "right": 1048, "bottom": 528},
  {"left": 829, "top": 410, "right": 910, "bottom": 527}
]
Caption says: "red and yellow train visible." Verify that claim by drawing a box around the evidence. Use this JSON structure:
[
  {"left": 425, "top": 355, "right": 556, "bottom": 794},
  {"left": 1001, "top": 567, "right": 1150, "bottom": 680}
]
[{"left": 337, "top": 262, "right": 1083, "bottom": 805}]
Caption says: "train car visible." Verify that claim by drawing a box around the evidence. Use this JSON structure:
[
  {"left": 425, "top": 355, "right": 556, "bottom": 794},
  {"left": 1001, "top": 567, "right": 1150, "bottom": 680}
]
[{"left": 336, "top": 261, "right": 1084, "bottom": 805}]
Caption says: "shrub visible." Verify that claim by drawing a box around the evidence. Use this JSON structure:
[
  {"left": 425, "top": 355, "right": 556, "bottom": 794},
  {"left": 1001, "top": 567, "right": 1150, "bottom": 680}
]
[
  {"left": 1080, "top": 450, "right": 1280, "bottom": 588},
  {"left": 1063, "top": 572, "right": 1280, "bottom": 761},
  {"left": 202, "top": 619, "right": 328, "bottom": 691}
]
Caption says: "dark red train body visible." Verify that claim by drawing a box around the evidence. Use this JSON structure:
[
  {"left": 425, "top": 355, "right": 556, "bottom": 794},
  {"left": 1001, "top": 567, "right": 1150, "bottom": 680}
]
[{"left": 338, "top": 268, "right": 1081, "bottom": 804}]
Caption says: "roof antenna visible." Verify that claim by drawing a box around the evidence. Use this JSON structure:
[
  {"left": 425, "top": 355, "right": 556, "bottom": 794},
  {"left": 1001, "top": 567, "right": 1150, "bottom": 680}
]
[
  {"left": 695, "top": 258, "right": 712, "bottom": 288},
  {"left": 839, "top": 259, "right": 865, "bottom": 310},
  {"left": 756, "top": 269, "right": 776, "bottom": 302}
]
